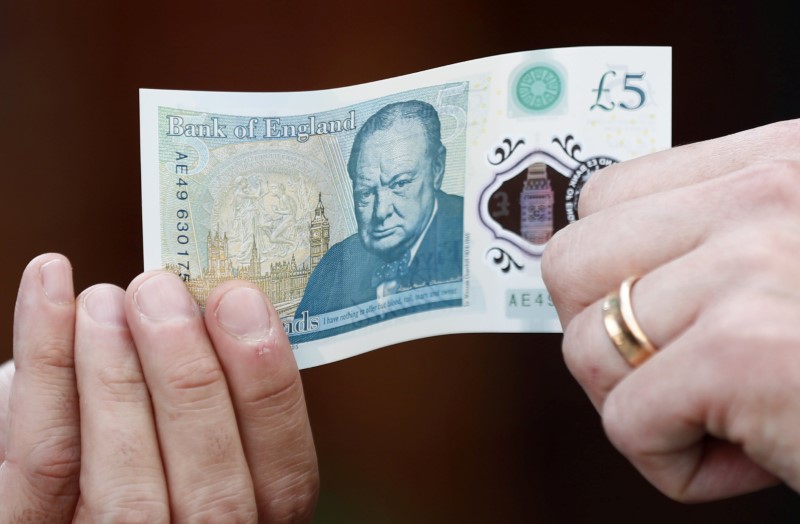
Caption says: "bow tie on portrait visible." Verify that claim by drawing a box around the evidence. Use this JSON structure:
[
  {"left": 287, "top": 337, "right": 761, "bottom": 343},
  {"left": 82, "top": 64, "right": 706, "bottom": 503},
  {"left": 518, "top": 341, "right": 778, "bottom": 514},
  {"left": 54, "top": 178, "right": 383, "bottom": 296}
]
[{"left": 371, "top": 251, "right": 411, "bottom": 288}]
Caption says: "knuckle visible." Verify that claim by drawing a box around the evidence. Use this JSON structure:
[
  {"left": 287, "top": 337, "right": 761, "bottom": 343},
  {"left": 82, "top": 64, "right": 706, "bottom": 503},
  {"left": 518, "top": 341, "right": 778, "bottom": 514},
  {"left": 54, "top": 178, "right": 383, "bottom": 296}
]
[
  {"left": 185, "top": 494, "right": 257, "bottom": 523},
  {"left": 695, "top": 292, "right": 766, "bottom": 359},
  {"left": 25, "top": 454, "right": 81, "bottom": 487},
  {"left": 18, "top": 441, "right": 81, "bottom": 499},
  {"left": 692, "top": 292, "right": 800, "bottom": 431},
  {"left": 561, "top": 313, "right": 624, "bottom": 411},
  {"left": 94, "top": 364, "right": 148, "bottom": 404},
  {"left": 240, "top": 372, "right": 303, "bottom": 415},
  {"left": 541, "top": 230, "right": 566, "bottom": 290},
  {"left": 769, "top": 160, "right": 800, "bottom": 206},
  {"left": 88, "top": 503, "right": 169, "bottom": 524},
  {"left": 601, "top": 389, "right": 668, "bottom": 487},
  {"left": 21, "top": 335, "right": 75, "bottom": 374},
  {"left": 600, "top": 389, "right": 634, "bottom": 455},
  {"left": 561, "top": 320, "right": 593, "bottom": 387},
  {"left": 728, "top": 159, "right": 800, "bottom": 211},
  {"left": 577, "top": 165, "right": 613, "bottom": 217},
  {"left": 750, "top": 119, "right": 800, "bottom": 152},
  {"left": 161, "top": 353, "right": 225, "bottom": 396},
  {"left": 260, "top": 472, "right": 320, "bottom": 524},
  {"left": 170, "top": 463, "right": 257, "bottom": 520},
  {"left": 237, "top": 376, "right": 319, "bottom": 522},
  {"left": 541, "top": 227, "right": 582, "bottom": 315},
  {"left": 725, "top": 235, "right": 777, "bottom": 277},
  {"left": 713, "top": 226, "right": 797, "bottom": 287}
]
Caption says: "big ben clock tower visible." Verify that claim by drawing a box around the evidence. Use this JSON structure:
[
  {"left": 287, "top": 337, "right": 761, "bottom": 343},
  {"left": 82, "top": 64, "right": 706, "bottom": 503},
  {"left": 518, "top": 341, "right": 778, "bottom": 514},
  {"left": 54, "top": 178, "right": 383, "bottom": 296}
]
[
  {"left": 309, "top": 193, "right": 330, "bottom": 270},
  {"left": 519, "top": 162, "right": 554, "bottom": 245}
]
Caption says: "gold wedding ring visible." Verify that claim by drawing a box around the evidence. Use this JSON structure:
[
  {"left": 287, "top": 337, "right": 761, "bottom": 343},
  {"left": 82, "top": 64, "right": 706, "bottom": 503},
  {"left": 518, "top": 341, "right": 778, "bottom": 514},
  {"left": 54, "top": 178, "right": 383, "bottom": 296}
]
[{"left": 602, "top": 276, "right": 657, "bottom": 367}]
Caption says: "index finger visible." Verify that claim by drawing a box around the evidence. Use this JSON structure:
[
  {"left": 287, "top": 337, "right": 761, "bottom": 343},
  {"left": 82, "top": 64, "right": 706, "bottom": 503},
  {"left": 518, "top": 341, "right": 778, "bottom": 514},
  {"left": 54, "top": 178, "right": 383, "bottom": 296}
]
[
  {"left": 579, "top": 119, "right": 800, "bottom": 218},
  {"left": 204, "top": 281, "right": 319, "bottom": 523}
]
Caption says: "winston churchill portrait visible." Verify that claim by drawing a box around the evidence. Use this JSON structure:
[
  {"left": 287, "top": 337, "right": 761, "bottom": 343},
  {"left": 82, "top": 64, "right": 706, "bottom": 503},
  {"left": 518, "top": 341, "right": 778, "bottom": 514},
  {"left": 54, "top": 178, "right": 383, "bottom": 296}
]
[{"left": 295, "top": 100, "right": 464, "bottom": 330}]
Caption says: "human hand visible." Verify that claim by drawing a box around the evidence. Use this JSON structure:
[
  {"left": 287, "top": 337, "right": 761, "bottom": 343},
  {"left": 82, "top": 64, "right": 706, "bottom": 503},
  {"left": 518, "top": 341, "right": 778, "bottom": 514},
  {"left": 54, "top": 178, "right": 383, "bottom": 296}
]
[
  {"left": 542, "top": 119, "right": 800, "bottom": 501},
  {"left": 0, "top": 254, "right": 319, "bottom": 522}
]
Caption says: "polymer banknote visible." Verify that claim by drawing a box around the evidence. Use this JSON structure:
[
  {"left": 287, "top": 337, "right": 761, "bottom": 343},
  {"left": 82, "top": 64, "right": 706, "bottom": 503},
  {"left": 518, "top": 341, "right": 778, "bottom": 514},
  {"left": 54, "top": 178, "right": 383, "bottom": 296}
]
[{"left": 140, "top": 47, "right": 671, "bottom": 368}]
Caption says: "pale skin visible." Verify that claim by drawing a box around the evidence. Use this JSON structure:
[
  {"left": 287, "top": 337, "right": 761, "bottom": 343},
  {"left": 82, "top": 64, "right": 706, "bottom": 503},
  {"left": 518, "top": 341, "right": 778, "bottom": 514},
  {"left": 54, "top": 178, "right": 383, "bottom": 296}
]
[
  {"left": 542, "top": 118, "right": 800, "bottom": 501},
  {"left": 0, "top": 256, "right": 318, "bottom": 522},
  {"left": 1, "top": 119, "right": 799, "bottom": 519}
]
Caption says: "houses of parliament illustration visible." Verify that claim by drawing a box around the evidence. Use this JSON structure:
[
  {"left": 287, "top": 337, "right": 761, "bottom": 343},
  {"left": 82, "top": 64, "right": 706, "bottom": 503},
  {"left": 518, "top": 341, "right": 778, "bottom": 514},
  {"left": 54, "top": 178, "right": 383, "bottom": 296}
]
[{"left": 176, "top": 193, "right": 330, "bottom": 317}]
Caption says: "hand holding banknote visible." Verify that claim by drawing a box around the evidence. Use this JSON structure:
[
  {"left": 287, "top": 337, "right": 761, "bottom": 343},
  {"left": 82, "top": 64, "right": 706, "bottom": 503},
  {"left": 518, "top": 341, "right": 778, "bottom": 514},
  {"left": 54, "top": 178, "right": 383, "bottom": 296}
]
[
  {"left": 543, "top": 119, "right": 800, "bottom": 500},
  {"left": 0, "top": 255, "right": 318, "bottom": 522},
  {"left": 2, "top": 126, "right": 800, "bottom": 520}
]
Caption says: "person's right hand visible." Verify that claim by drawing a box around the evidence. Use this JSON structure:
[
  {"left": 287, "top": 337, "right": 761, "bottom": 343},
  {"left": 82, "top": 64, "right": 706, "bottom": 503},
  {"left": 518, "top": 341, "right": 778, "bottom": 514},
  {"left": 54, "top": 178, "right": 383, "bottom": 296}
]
[{"left": 0, "top": 253, "right": 319, "bottom": 522}]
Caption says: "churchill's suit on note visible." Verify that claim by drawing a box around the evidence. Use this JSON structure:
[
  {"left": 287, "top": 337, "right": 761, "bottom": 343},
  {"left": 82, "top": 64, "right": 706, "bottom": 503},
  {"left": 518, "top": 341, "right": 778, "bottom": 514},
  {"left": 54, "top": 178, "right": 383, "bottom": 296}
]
[{"left": 296, "top": 191, "right": 463, "bottom": 321}]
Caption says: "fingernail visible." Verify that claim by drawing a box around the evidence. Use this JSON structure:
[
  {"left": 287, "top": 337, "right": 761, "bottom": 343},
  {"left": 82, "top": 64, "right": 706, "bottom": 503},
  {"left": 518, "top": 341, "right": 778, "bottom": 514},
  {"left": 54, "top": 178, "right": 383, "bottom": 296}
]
[
  {"left": 134, "top": 273, "right": 197, "bottom": 322},
  {"left": 40, "top": 259, "right": 74, "bottom": 304},
  {"left": 83, "top": 285, "right": 127, "bottom": 327},
  {"left": 215, "top": 287, "right": 271, "bottom": 341}
]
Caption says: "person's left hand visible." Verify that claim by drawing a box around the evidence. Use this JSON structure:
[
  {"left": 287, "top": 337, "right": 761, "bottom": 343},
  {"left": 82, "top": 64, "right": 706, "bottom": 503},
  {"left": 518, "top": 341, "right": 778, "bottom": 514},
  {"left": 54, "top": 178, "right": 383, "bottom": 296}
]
[
  {"left": 542, "top": 120, "right": 800, "bottom": 501},
  {"left": 0, "top": 254, "right": 319, "bottom": 521}
]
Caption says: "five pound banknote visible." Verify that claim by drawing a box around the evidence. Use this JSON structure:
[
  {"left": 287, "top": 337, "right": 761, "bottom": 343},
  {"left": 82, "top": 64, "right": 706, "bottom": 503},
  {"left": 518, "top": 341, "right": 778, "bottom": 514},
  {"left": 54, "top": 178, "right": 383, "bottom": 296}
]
[{"left": 140, "top": 46, "right": 671, "bottom": 368}]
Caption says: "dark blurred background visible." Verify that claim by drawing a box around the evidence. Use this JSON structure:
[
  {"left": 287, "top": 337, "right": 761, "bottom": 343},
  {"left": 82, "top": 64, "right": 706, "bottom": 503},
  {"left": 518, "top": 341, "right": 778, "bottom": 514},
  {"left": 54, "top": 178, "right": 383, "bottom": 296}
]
[{"left": 2, "top": 1, "right": 799, "bottom": 522}]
